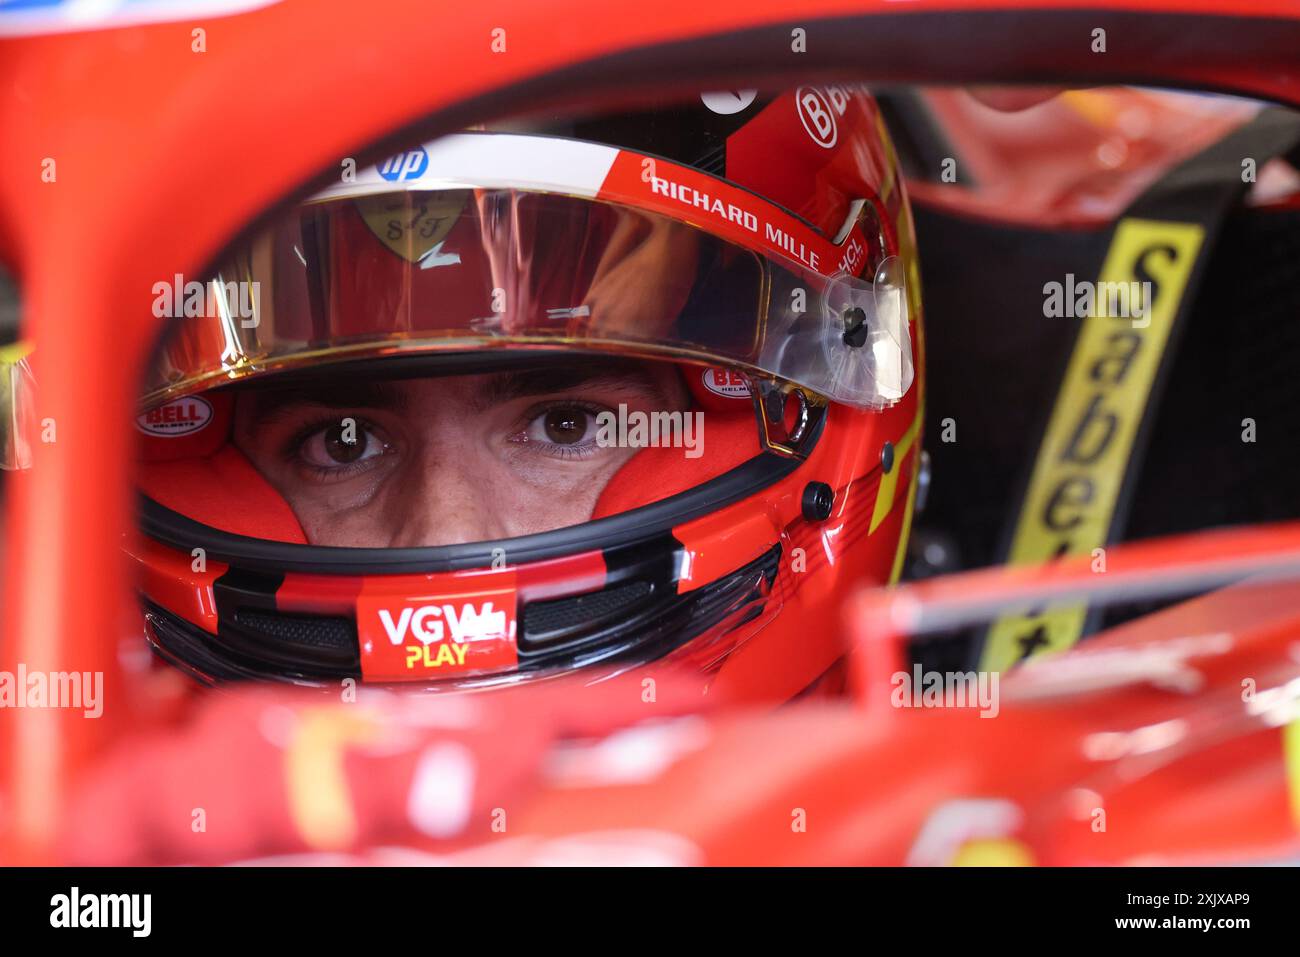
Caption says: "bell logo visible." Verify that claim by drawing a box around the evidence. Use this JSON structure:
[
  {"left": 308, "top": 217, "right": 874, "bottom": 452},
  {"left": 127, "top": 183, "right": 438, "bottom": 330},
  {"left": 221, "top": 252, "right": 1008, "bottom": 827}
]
[
  {"left": 796, "top": 87, "right": 838, "bottom": 148},
  {"left": 378, "top": 602, "right": 507, "bottom": 646},
  {"left": 701, "top": 367, "right": 751, "bottom": 398},
  {"left": 136, "top": 396, "right": 213, "bottom": 437}
]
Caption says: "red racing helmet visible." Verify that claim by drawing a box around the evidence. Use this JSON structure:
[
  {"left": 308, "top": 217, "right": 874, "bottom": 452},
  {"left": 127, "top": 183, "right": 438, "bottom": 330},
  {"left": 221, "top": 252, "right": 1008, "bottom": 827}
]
[{"left": 123, "top": 86, "right": 924, "bottom": 701}]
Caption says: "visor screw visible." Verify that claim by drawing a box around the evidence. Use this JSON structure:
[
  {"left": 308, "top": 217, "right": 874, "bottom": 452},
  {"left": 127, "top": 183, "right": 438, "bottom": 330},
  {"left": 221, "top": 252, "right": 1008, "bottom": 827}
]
[
  {"left": 881, "top": 441, "right": 895, "bottom": 474},
  {"left": 842, "top": 306, "right": 869, "bottom": 348},
  {"left": 802, "top": 481, "right": 835, "bottom": 522}
]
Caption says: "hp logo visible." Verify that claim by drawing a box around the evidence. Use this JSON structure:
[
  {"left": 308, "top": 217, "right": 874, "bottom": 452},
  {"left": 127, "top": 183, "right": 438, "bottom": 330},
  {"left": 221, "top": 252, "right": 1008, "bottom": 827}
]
[{"left": 378, "top": 147, "right": 429, "bottom": 182}]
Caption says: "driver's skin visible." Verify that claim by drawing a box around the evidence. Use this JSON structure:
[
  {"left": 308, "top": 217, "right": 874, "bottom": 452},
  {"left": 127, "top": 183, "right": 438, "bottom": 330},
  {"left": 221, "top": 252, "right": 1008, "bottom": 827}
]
[{"left": 231, "top": 358, "right": 689, "bottom": 547}]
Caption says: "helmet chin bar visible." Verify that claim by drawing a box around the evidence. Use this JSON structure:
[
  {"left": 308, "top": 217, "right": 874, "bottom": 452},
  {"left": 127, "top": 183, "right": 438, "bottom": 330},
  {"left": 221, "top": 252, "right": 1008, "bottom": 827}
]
[{"left": 140, "top": 541, "right": 783, "bottom": 688}]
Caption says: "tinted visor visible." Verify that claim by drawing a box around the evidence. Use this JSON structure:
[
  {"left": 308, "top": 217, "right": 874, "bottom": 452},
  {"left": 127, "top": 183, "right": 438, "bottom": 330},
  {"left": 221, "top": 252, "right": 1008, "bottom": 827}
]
[{"left": 144, "top": 188, "right": 912, "bottom": 410}]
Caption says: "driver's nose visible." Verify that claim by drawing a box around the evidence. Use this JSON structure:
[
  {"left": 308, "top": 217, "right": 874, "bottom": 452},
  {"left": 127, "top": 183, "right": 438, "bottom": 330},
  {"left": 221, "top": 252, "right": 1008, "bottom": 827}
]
[{"left": 382, "top": 440, "right": 511, "bottom": 547}]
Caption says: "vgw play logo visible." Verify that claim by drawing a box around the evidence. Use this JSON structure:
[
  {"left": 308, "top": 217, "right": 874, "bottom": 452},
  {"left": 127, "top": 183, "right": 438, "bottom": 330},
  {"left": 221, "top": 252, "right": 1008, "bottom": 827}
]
[
  {"left": 377, "top": 147, "right": 429, "bottom": 182},
  {"left": 379, "top": 601, "right": 511, "bottom": 670},
  {"left": 356, "top": 589, "right": 520, "bottom": 680}
]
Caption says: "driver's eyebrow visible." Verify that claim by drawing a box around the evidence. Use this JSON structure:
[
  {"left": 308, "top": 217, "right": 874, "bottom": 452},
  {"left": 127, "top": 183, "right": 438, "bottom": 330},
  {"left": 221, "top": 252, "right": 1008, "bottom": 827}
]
[
  {"left": 242, "top": 380, "right": 408, "bottom": 422},
  {"left": 474, "top": 362, "right": 670, "bottom": 411}
]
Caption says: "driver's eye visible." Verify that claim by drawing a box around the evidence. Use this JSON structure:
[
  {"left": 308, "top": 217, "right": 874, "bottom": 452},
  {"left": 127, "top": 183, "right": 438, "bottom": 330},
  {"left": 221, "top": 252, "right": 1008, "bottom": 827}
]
[
  {"left": 520, "top": 403, "right": 602, "bottom": 454},
  {"left": 542, "top": 406, "right": 590, "bottom": 445},
  {"left": 299, "top": 420, "right": 387, "bottom": 469},
  {"left": 324, "top": 423, "right": 366, "bottom": 463}
]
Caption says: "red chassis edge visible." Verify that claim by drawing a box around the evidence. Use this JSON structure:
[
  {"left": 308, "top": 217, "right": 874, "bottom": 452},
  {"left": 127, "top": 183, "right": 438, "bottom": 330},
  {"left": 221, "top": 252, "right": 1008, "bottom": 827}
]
[{"left": 4, "top": 0, "right": 1300, "bottom": 863}]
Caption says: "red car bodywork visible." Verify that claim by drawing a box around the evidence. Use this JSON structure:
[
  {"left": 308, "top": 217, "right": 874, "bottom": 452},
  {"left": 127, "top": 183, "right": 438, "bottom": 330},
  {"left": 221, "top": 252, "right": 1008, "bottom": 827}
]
[{"left": 3, "top": 0, "right": 1300, "bottom": 864}]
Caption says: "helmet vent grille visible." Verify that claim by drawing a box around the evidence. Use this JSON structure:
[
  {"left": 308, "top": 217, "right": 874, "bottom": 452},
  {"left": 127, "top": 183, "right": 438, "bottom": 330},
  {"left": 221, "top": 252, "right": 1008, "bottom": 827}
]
[
  {"left": 232, "top": 608, "right": 356, "bottom": 651},
  {"left": 523, "top": 580, "right": 655, "bottom": 642}
]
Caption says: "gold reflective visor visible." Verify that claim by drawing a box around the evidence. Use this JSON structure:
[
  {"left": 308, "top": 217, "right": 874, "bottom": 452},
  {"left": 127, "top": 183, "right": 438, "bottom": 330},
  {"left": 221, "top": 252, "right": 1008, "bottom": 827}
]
[{"left": 142, "top": 188, "right": 912, "bottom": 411}]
